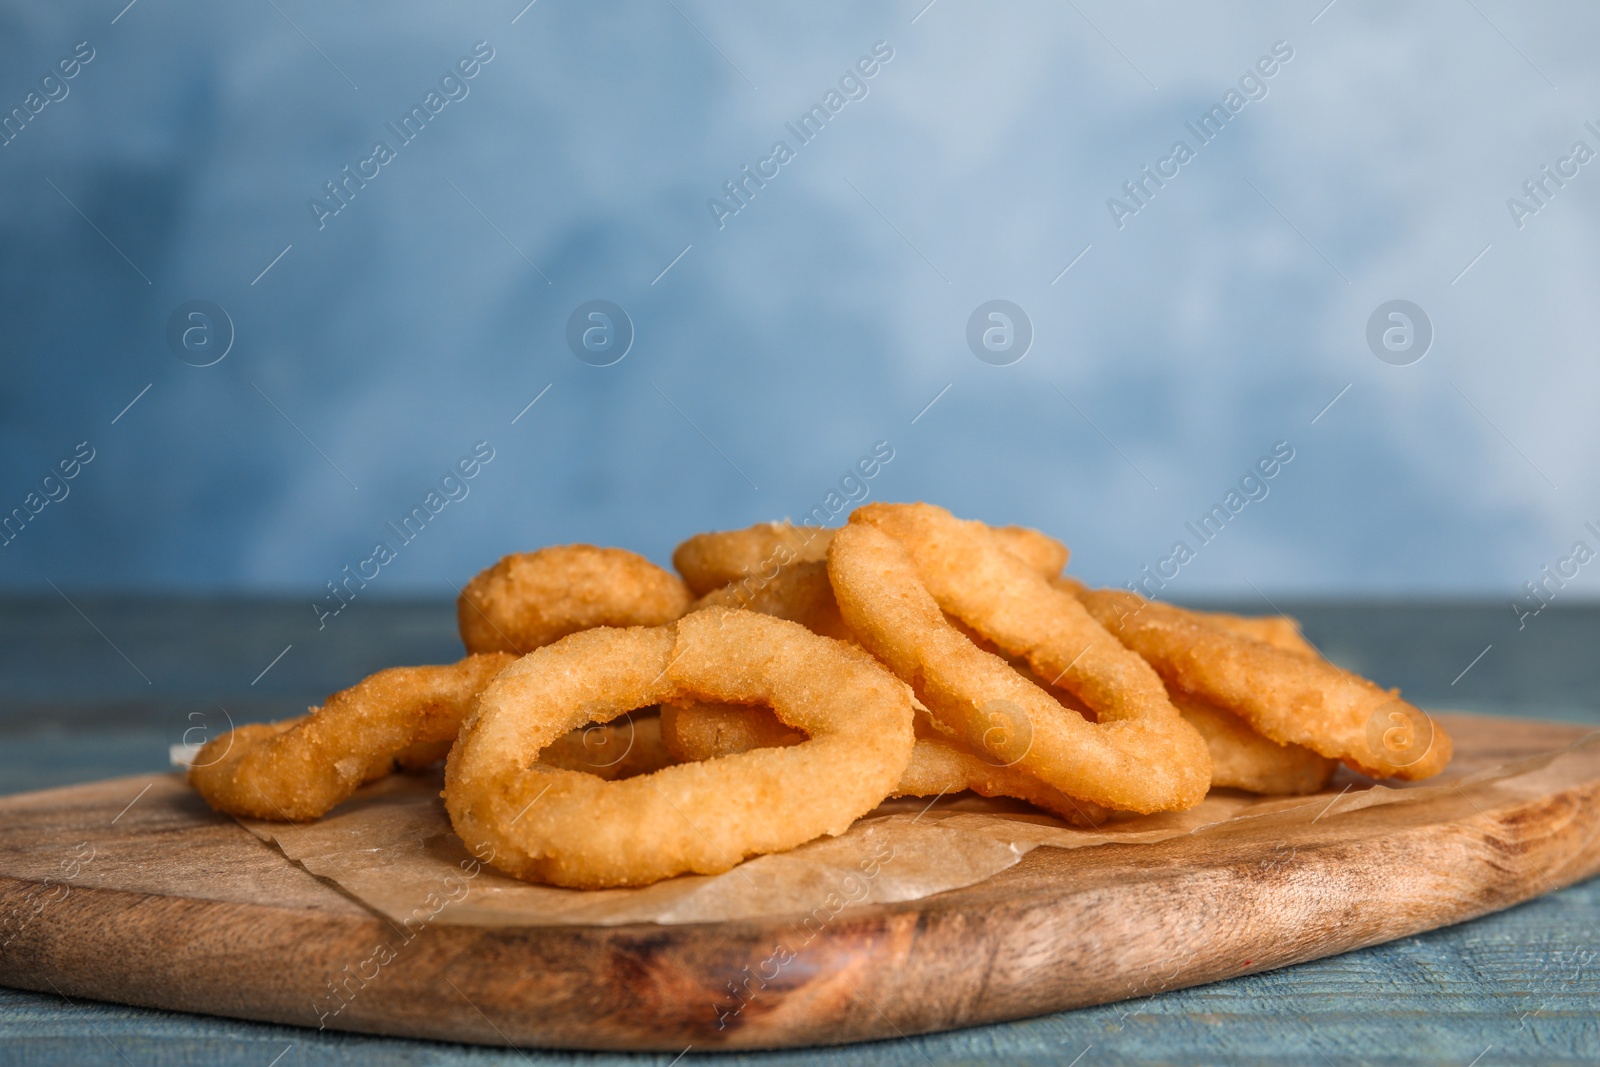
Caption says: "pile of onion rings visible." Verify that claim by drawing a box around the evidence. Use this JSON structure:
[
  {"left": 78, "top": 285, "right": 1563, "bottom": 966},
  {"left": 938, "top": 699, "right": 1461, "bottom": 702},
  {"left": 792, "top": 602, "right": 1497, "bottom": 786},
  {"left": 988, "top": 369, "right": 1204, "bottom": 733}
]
[{"left": 188, "top": 505, "right": 1450, "bottom": 887}]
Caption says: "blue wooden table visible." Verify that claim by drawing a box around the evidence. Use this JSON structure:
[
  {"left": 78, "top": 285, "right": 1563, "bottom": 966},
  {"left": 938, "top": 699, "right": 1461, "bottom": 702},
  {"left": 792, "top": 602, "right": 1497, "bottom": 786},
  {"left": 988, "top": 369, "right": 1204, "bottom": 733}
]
[{"left": 2, "top": 596, "right": 1598, "bottom": 1066}]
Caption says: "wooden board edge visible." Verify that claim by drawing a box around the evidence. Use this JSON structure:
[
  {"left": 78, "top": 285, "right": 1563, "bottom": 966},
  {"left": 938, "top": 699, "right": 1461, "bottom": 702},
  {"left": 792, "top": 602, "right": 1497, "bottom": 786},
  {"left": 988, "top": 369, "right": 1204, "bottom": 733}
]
[{"left": 3, "top": 766, "right": 1599, "bottom": 1051}]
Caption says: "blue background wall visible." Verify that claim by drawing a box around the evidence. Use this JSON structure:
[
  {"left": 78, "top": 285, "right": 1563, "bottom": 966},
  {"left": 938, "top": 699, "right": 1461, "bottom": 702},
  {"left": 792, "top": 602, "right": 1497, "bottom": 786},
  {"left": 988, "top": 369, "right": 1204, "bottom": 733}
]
[{"left": 2, "top": 0, "right": 1596, "bottom": 604}]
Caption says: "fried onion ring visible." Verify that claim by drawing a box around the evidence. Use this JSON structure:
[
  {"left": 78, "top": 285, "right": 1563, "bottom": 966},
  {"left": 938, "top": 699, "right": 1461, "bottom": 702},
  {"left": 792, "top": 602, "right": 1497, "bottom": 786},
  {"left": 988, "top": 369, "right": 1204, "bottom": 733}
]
[
  {"left": 661, "top": 700, "right": 1109, "bottom": 826},
  {"left": 1051, "top": 575, "right": 1316, "bottom": 658},
  {"left": 1174, "top": 695, "right": 1338, "bottom": 795},
  {"left": 989, "top": 523, "right": 1070, "bottom": 579},
  {"left": 659, "top": 699, "right": 799, "bottom": 758},
  {"left": 829, "top": 510, "right": 1211, "bottom": 813},
  {"left": 899, "top": 731, "right": 1110, "bottom": 825},
  {"left": 688, "top": 560, "right": 854, "bottom": 640},
  {"left": 682, "top": 522, "right": 1071, "bottom": 644},
  {"left": 540, "top": 711, "right": 678, "bottom": 781},
  {"left": 393, "top": 738, "right": 455, "bottom": 772},
  {"left": 1048, "top": 576, "right": 1335, "bottom": 791},
  {"left": 189, "top": 652, "right": 516, "bottom": 820},
  {"left": 1192, "top": 611, "right": 1316, "bottom": 657},
  {"left": 457, "top": 545, "right": 691, "bottom": 655},
  {"left": 1076, "top": 587, "right": 1452, "bottom": 780},
  {"left": 444, "top": 609, "right": 915, "bottom": 887},
  {"left": 944, "top": 630, "right": 1331, "bottom": 797},
  {"left": 675, "top": 521, "right": 1069, "bottom": 599},
  {"left": 672, "top": 523, "right": 831, "bottom": 597}
]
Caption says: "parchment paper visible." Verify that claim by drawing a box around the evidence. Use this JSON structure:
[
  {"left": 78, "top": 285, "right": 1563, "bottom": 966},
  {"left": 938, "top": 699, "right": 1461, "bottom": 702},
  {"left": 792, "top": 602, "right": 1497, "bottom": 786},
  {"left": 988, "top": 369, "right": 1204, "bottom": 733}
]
[{"left": 239, "top": 728, "right": 1600, "bottom": 929}]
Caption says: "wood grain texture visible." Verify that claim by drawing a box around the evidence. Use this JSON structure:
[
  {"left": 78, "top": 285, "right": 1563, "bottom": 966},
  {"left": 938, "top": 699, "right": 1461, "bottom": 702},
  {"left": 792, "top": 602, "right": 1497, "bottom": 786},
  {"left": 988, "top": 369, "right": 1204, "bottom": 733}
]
[{"left": 0, "top": 713, "right": 1597, "bottom": 1053}]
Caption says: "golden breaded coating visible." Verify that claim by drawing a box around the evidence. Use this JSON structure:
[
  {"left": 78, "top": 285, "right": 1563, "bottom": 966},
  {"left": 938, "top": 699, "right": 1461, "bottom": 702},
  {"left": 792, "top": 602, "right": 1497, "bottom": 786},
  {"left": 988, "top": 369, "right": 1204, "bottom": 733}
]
[
  {"left": 688, "top": 560, "right": 854, "bottom": 641},
  {"left": 675, "top": 521, "right": 1069, "bottom": 601},
  {"left": 989, "top": 523, "right": 1070, "bottom": 578},
  {"left": 1077, "top": 587, "right": 1451, "bottom": 781},
  {"left": 1174, "top": 695, "right": 1338, "bottom": 795},
  {"left": 662, "top": 699, "right": 1109, "bottom": 826},
  {"left": 457, "top": 544, "right": 691, "bottom": 654},
  {"left": 829, "top": 513, "right": 1211, "bottom": 814},
  {"left": 445, "top": 610, "right": 915, "bottom": 888},
  {"left": 190, "top": 652, "right": 516, "bottom": 820},
  {"left": 540, "top": 712, "right": 678, "bottom": 781},
  {"left": 672, "top": 523, "right": 831, "bottom": 598},
  {"left": 1051, "top": 575, "right": 1316, "bottom": 658}
]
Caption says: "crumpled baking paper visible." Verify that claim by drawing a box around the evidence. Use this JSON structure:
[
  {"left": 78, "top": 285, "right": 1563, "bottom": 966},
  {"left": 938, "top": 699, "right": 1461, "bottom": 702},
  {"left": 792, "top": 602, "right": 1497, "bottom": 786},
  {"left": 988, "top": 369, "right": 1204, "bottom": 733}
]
[{"left": 239, "top": 722, "right": 1600, "bottom": 928}]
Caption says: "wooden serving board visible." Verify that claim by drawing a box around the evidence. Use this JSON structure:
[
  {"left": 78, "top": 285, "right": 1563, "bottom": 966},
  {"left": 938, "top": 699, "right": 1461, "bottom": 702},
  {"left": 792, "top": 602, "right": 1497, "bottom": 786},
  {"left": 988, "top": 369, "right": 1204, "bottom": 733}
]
[{"left": 1, "top": 712, "right": 1598, "bottom": 1052}]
